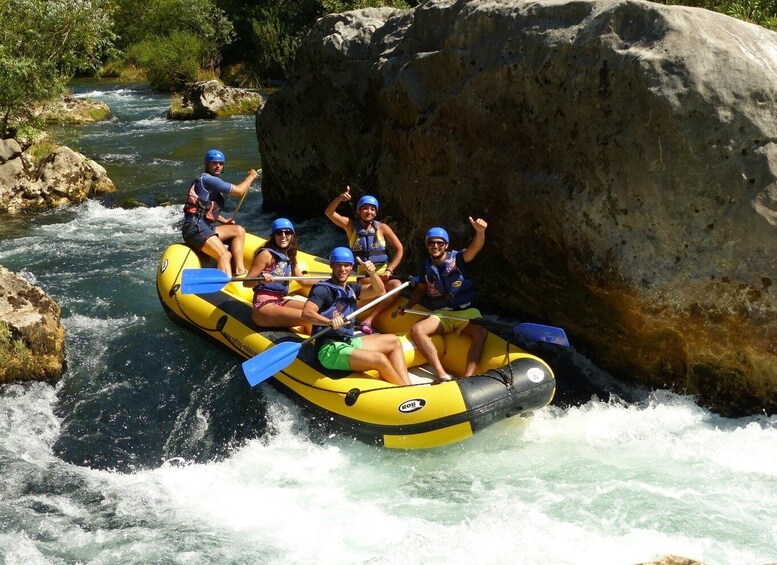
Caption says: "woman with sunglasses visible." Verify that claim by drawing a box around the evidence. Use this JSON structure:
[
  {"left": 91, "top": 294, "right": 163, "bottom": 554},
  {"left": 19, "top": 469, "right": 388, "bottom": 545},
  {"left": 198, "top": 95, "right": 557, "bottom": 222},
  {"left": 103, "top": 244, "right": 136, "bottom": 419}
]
[
  {"left": 398, "top": 217, "right": 489, "bottom": 381},
  {"left": 182, "top": 149, "right": 259, "bottom": 277},
  {"left": 324, "top": 185, "right": 404, "bottom": 334},
  {"left": 243, "top": 218, "right": 313, "bottom": 333}
]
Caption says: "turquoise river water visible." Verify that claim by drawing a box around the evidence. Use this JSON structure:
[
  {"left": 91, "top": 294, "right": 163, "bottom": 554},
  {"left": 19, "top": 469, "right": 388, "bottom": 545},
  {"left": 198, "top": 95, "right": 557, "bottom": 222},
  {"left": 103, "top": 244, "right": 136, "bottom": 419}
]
[{"left": 0, "top": 81, "right": 775, "bottom": 565}]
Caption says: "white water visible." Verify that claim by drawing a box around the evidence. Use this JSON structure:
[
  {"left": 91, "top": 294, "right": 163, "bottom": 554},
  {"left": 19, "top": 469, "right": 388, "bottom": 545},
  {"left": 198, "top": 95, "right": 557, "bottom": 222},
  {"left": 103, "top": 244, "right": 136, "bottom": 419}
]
[
  {"left": 1, "top": 83, "right": 775, "bottom": 564},
  {"left": 2, "top": 377, "right": 776, "bottom": 564}
]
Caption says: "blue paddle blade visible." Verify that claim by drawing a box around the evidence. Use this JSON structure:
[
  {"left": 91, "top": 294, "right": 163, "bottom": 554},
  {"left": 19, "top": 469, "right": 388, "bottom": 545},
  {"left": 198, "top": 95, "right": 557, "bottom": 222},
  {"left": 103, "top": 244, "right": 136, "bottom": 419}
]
[
  {"left": 242, "top": 341, "right": 303, "bottom": 387},
  {"left": 514, "top": 323, "right": 570, "bottom": 347},
  {"left": 180, "top": 268, "right": 231, "bottom": 294}
]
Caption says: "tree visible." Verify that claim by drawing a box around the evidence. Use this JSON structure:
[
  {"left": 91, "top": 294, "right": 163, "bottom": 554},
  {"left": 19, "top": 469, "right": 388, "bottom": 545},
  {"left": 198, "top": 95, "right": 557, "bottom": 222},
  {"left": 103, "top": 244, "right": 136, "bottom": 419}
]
[
  {"left": 125, "top": 31, "right": 204, "bottom": 92},
  {"left": 0, "top": 0, "right": 114, "bottom": 137},
  {"left": 112, "top": 0, "right": 234, "bottom": 73}
]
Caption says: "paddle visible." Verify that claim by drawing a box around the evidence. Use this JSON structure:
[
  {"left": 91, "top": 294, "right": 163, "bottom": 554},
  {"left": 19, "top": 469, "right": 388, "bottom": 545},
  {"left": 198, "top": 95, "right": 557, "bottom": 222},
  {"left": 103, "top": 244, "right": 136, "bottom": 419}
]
[
  {"left": 242, "top": 280, "right": 412, "bottom": 387},
  {"left": 181, "top": 268, "right": 329, "bottom": 294},
  {"left": 395, "top": 308, "right": 570, "bottom": 346}
]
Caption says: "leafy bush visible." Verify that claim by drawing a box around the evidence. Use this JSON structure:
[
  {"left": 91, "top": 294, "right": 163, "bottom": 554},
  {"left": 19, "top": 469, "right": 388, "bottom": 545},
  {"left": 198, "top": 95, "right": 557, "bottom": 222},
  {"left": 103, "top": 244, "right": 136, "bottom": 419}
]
[
  {"left": 125, "top": 31, "right": 203, "bottom": 92},
  {"left": 250, "top": 4, "right": 307, "bottom": 80},
  {"left": 0, "top": 322, "right": 30, "bottom": 369}
]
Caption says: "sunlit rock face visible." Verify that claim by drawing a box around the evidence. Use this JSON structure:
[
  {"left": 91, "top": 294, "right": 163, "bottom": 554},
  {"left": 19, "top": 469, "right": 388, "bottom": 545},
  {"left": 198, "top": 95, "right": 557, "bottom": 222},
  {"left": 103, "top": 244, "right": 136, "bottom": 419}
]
[
  {"left": 0, "top": 266, "right": 65, "bottom": 384},
  {"left": 0, "top": 140, "right": 115, "bottom": 213},
  {"left": 169, "top": 80, "right": 264, "bottom": 119},
  {"left": 256, "top": 0, "right": 777, "bottom": 416}
]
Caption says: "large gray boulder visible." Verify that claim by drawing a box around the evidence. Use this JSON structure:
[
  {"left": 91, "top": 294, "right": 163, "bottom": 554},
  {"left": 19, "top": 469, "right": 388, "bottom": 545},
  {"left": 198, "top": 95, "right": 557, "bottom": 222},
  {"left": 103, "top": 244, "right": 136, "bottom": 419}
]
[
  {"left": 0, "top": 265, "right": 66, "bottom": 384},
  {"left": 0, "top": 140, "right": 115, "bottom": 213},
  {"left": 256, "top": 0, "right": 777, "bottom": 416}
]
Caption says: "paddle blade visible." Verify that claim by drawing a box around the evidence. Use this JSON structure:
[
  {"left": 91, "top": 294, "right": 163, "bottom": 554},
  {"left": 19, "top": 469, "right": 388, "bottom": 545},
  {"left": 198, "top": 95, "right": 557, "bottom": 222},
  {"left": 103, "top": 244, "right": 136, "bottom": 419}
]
[
  {"left": 181, "top": 268, "right": 230, "bottom": 294},
  {"left": 242, "top": 341, "right": 303, "bottom": 387},
  {"left": 514, "top": 323, "right": 570, "bottom": 346}
]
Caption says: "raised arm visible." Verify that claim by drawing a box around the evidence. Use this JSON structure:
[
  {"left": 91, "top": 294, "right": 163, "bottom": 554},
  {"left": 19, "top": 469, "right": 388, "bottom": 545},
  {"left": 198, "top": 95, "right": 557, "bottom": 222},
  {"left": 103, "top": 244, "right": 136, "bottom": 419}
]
[
  {"left": 324, "top": 186, "right": 354, "bottom": 232},
  {"left": 230, "top": 168, "right": 260, "bottom": 198},
  {"left": 461, "top": 217, "right": 487, "bottom": 263},
  {"left": 356, "top": 257, "right": 386, "bottom": 300}
]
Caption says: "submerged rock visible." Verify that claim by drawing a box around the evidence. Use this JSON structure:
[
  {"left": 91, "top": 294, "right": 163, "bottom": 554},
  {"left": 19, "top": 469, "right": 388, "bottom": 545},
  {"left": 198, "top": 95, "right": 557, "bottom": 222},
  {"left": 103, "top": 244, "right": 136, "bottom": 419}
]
[
  {"left": 256, "top": 1, "right": 777, "bottom": 415},
  {"left": 0, "top": 265, "right": 66, "bottom": 384},
  {"left": 637, "top": 556, "right": 704, "bottom": 565},
  {"left": 168, "top": 80, "right": 264, "bottom": 120}
]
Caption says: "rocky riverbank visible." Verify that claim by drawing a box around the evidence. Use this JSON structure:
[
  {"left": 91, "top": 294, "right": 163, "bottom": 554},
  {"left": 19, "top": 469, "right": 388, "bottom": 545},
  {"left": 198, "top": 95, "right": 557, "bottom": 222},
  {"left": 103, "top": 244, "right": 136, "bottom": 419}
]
[{"left": 0, "top": 94, "right": 115, "bottom": 383}]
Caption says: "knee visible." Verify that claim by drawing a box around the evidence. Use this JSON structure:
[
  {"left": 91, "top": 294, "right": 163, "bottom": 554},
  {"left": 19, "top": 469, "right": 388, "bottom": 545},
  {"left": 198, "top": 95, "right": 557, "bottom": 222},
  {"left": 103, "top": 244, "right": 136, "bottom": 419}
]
[
  {"left": 235, "top": 225, "right": 246, "bottom": 237},
  {"left": 410, "top": 323, "right": 426, "bottom": 342},
  {"left": 376, "top": 352, "right": 392, "bottom": 370},
  {"left": 217, "top": 247, "right": 233, "bottom": 261}
]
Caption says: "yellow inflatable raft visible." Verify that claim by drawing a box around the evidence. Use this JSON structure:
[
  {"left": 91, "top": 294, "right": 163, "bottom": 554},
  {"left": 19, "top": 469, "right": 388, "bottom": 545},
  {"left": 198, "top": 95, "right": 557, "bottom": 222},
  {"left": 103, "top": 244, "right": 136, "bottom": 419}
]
[{"left": 156, "top": 233, "right": 556, "bottom": 449}]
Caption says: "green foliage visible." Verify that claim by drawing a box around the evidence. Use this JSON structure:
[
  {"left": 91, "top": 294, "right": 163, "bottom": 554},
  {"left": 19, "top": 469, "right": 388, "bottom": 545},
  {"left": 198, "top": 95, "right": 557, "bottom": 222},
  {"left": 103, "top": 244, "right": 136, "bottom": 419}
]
[
  {"left": 0, "top": 322, "right": 29, "bottom": 368},
  {"left": 214, "top": 97, "right": 264, "bottom": 119},
  {"left": 653, "top": 0, "right": 777, "bottom": 29},
  {"left": 321, "top": 0, "right": 409, "bottom": 11},
  {"left": 26, "top": 137, "right": 59, "bottom": 165},
  {"left": 0, "top": 0, "right": 114, "bottom": 136},
  {"left": 112, "top": 0, "right": 234, "bottom": 70},
  {"left": 125, "top": 31, "right": 203, "bottom": 92},
  {"left": 249, "top": 3, "right": 309, "bottom": 80}
]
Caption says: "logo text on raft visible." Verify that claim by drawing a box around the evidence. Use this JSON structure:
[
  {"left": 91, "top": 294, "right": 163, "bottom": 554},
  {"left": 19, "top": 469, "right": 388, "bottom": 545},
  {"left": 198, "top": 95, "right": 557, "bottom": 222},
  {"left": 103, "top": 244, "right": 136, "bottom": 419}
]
[
  {"left": 398, "top": 399, "right": 427, "bottom": 413},
  {"left": 527, "top": 368, "right": 545, "bottom": 383}
]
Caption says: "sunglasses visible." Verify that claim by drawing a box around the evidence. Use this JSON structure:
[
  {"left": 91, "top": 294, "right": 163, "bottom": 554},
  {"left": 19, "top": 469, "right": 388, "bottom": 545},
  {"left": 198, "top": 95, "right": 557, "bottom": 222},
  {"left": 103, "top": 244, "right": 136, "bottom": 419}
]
[
  {"left": 427, "top": 240, "right": 446, "bottom": 247},
  {"left": 274, "top": 229, "right": 293, "bottom": 236}
]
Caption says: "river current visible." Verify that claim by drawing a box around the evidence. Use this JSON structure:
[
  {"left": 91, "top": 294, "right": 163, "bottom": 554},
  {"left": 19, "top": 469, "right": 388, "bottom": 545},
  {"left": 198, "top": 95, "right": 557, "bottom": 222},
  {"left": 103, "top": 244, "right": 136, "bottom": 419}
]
[{"left": 0, "top": 82, "right": 775, "bottom": 565}]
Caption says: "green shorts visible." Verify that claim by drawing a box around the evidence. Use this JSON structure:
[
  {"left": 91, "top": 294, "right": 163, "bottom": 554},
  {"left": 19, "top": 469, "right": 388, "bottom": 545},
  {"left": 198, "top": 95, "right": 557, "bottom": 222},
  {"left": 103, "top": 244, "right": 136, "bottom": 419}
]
[{"left": 317, "top": 337, "right": 364, "bottom": 371}]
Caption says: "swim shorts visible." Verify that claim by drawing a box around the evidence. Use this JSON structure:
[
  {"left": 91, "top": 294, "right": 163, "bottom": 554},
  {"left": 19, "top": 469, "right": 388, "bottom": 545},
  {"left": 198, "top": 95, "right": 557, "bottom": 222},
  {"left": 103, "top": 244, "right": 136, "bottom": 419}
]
[
  {"left": 182, "top": 217, "right": 217, "bottom": 251},
  {"left": 317, "top": 337, "right": 364, "bottom": 371},
  {"left": 432, "top": 307, "right": 482, "bottom": 333},
  {"left": 253, "top": 290, "right": 288, "bottom": 310}
]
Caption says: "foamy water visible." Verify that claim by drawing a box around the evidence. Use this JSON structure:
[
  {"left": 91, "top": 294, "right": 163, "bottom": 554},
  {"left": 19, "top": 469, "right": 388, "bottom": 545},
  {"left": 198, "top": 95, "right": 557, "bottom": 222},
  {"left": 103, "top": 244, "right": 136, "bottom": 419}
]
[{"left": 2, "top": 374, "right": 775, "bottom": 564}]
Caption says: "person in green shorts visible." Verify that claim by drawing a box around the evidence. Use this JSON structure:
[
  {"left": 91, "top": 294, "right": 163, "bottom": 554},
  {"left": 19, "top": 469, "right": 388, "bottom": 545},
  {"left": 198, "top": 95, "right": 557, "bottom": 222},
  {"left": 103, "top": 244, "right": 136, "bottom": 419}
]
[
  {"left": 302, "top": 247, "right": 411, "bottom": 386},
  {"left": 398, "top": 218, "right": 489, "bottom": 381}
]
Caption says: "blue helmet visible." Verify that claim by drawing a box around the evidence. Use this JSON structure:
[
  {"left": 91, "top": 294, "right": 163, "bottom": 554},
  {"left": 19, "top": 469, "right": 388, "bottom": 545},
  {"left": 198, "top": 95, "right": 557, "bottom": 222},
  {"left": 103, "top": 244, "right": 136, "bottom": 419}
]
[
  {"left": 204, "top": 149, "right": 226, "bottom": 164},
  {"left": 271, "top": 218, "right": 295, "bottom": 233},
  {"left": 425, "top": 227, "right": 449, "bottom": 244},
  {"left": 357, "top": 195, "right": 379, "bottom": 211},
  {"left": 329, "top": 246, "right": 355, "bottom": 265}
]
